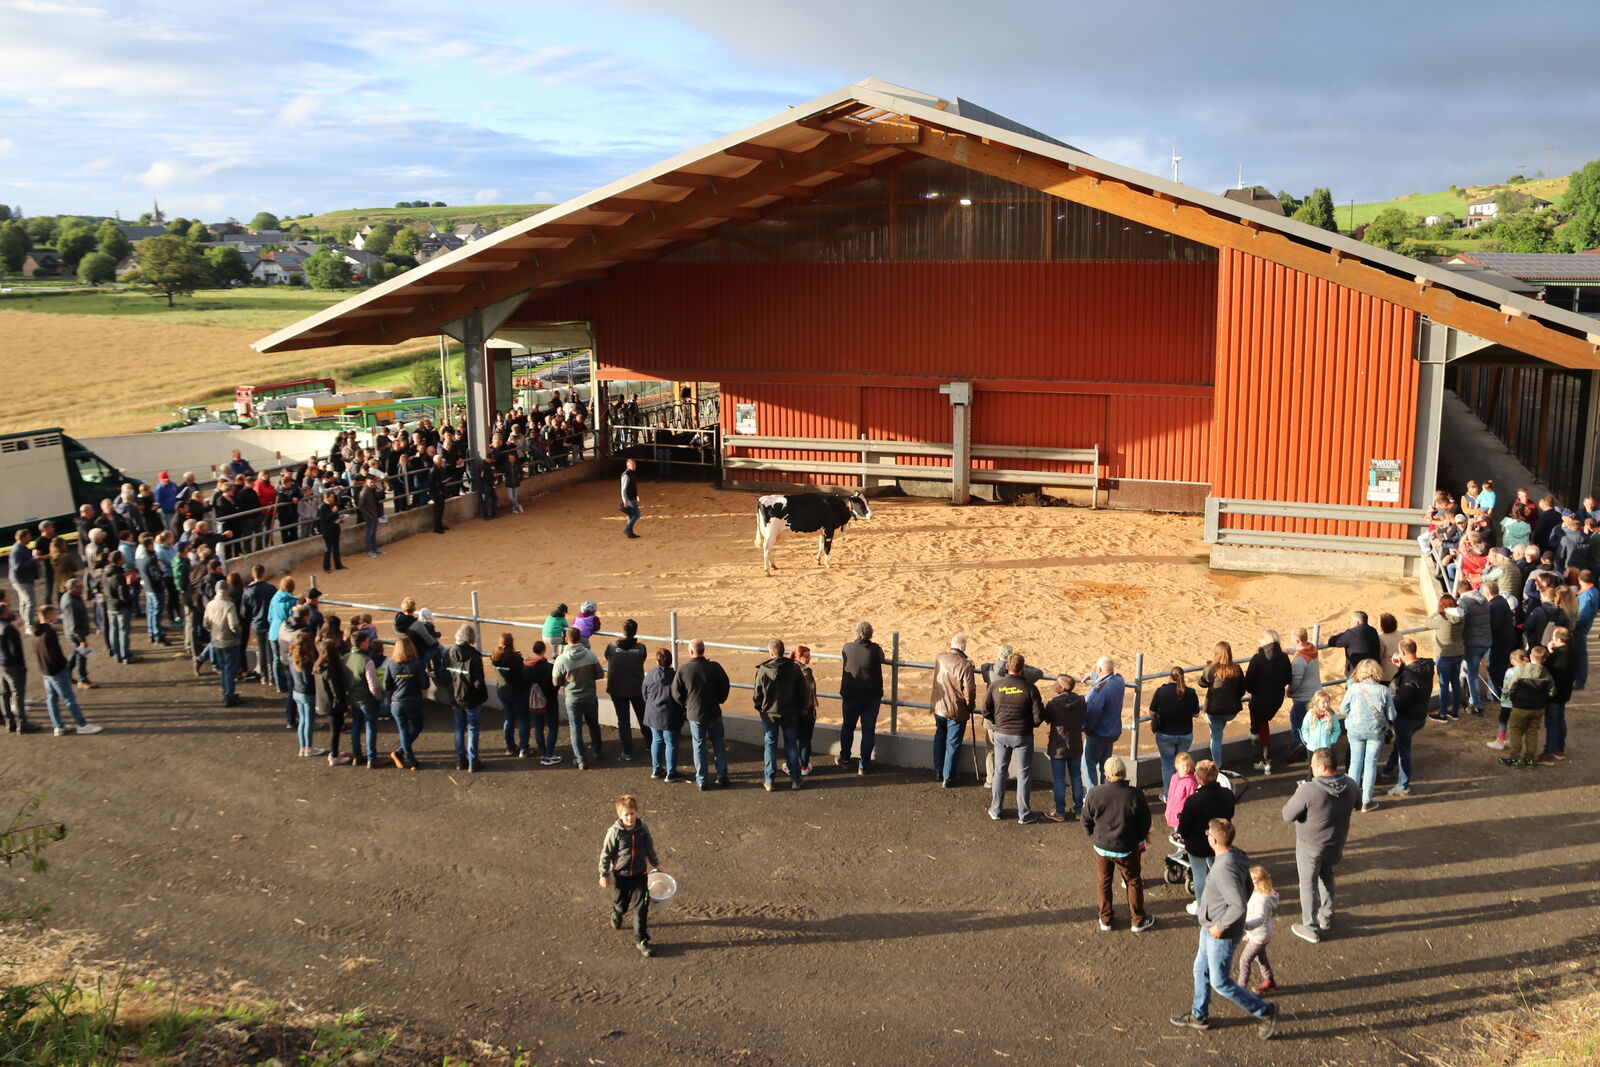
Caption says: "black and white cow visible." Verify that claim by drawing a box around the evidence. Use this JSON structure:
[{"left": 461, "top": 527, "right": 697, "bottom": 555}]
[{"left": 754, "top": 492, "right": 873, "bottom": 574}]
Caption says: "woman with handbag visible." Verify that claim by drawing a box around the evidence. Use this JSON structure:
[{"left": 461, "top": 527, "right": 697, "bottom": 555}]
[
  {"left": 493, "top": 632, "right": 532, "bottom": 757},
  {"left": 525, "top": 639, "right": 561, "bottom": 765},
  {"left": 1337, "top": 659, "right": 1396, "bottom": 813}
]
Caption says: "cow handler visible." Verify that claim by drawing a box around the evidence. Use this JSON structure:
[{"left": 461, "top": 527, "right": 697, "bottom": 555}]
[{"left": 620, "top": 458, "right": 640, "bottom": 539}]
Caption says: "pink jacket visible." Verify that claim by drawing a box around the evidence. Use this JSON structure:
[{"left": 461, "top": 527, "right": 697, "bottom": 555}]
[{"left": 1165, "top": 773, "right": 1197, "bottom": 829}]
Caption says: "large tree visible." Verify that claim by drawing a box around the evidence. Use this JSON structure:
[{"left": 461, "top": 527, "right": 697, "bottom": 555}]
[
  {"left": 0, "top": 222, "right": 29, "bottom": 272},
  {"left": 1562, "top": 157, "right": 1600, "bottom": 252},
  {"left": 248, "top": 211, "right": 280, "bottom": 231},
  {"left": 126, "top": 234, "right": 211, "bottom": 306},
  {"left": 391, "top": 227, "right": 420, "bottom": 256},
  {"left": 1361, "top": 207, "right": 1415, "bottom": 252},
  {"left": 76, "top": 251, "right": 116, "bottom": 286},
  {"left": 1487, "top": 210, "right": 1561, "bottom": 253},
  {"left": 186, "top": 220, "right": 214, "bottom": 243},
  {"left": 54, "top": 225, "right": 98, "bottom": 268},
  {"left": 361, "top": 223, "right": 398, "bottom": 255},
  {"left": 303, "top": 247, "right": 354, "bottom": 289},
  {"left": 95, "top": 220, "right": 131, "bottom": 262},
  {"left": 1292, "top": 187, "right": 1338, "bottom": 231},
  {"left": 164, "top": 216, "right": 191, "bottom": 236},
  {"left": 203, "top": 244, "right": 251, "bottom": 287}
]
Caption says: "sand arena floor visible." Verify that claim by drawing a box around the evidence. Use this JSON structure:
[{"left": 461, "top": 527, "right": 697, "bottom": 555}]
[{"left": 288, "top": 480, "right": 1420, "bottom": 731}]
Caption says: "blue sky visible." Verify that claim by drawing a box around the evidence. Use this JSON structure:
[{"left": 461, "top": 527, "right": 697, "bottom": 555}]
[{"left": 4, "top": 0, "right": 1597, "bottom": 222}]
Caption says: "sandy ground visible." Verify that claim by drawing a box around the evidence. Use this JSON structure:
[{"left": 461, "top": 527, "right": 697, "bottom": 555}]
[
  {"left": 288, "top": 480, "right": 1420, "bottom": 731},
  {"left": 0, "top": 310, "right": 427, "bottom": 436},
  {"left": 3, "top": 639, "right": 1597, "bottom": 1067}
]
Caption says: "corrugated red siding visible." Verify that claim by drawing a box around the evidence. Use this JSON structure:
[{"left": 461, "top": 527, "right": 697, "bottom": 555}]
[
  {"left": 720, "top": 383, "right": 860, "bottom": 486},
  {"left": 1107, "top": 395, "right": 1213, "bottom": 484},
  {"left": 1213, "top": 249, "right": 1418, "bottom": 538},
  {"left": 547, "top": 261, "right": 1217, "bottom": 385}
]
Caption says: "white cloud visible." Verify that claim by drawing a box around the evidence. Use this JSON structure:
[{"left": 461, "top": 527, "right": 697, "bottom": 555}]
[
  {"left": 82, "top": 155, "right": 114, "bottom": 171},
  {"left": 139, "top": 155, "right": 244, "bottom": 190},
  {"left": 276, "top": 91, "right": 327, "bottom": 127},
  {"left": 472, "top": 187, "right": 501, "bottom": 204},
  {"left": 0, "top": 138, "right": 14, "bottom": 156}
]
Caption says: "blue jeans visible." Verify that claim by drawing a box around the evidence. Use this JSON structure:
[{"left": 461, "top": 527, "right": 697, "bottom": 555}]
[
  {"left": 797, "top": 713, "right": 815, "bottom": 769},
  {"left": 212, "top": 644, "right": 241, "bottom": 702},
  {"left": 500, "top": 687, "right": 530, "bottom": 753},
  {"left": 391, "top": 699, "right": 422, "bottom": 763},
  {"left": 1576, "top": 628, "right": 1591, "bottom": 688},
  {"left": 650, "top": 726, "right": 682, "bottom": 776},
  {"left": 933, "top": 715, "right": 966, "bottom": 781},
  {"left": 1382, "top": 717, "right": 1422, "bottom": 788},
  {"left": 690, "top": 717, "right": 729, "bottom": 785},
  {"left": 612, "top": 693, "right": 645, "bottom": 756},
  {"left": 1436, "top": 654, "right": 1464, "bottom": 717},
  {"left": 567, "top": 695, "right": 600, "bottom": 765},
  {"left": 1544, "top": 702, "right": 1568, "bottom": 755},
  {"left": 42, "top": 670, "right": 87, "bottom": 729},
  {"left": 109, "top": 610, "right": 132, "bottom": 662},
  {"left": 762, "top": 718, "right": 801, "bottom": 784},
  {"left": 294, "top": 692, "right": 316, "bottom": 749},
  {"left": 254, "top": 628, "right": 275, "bottom": 683},
  {"left": 533, "top": 709, "right": 559, "bottom": 759},
  {"left": 144, "top": 589, "right": 164, "bottom": 641},
  {"left": 989, "top": 732, "right": 1033, "bottom": 820},
  {"left": 1463, "top": 646, "right": 1490, "bottom": 709},
  {"left": 1191, "top": 929, "right": 1269, "bottom": 1021},
  {"left": 350, "top": 701, "right": 379, "bottom": 761},
  {"left": 364, "top": 517, "right": 379, "bottom": 554},
  {"left": 1288, "top": 700, "right": 1309, "bottom": 743},
  {"left": 1349, "top": 733, "right": 1383, "bottom": 805},
  {"left": 1153, "top": 732, "right": 1191, "bottom": 796},
  {"left": 622, "top": 502, "right": 640, "bottom": 535},
  {"left": 1190, "top": 854, "right": 1214, "bottom": 903},
  {"left": 1049, "top": 755, "right": 1084, "bottom": 817},
  {"left": 1206, "top": 715, "right": 1230, "bottom": 768},
  {"left": 1082, "top": 734, "right": 1115, "bottom": 789},
  {"left": 453, "top": 704, "right": 482, "bottom": 763},
  {"left": 839, "top": 697, "right": 881, "bottom": 766}
]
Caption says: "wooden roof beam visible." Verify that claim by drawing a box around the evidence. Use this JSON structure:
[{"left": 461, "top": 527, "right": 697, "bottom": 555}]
[
  {"left": 653, "top": 171, "right": 717, "bottom": 189},
  {"left": 904, "top": 131, "right": 1600, "bottom": 370},
  {"left": 589, "top": 195, "right": 679, "bottom": 214},
  {"left": 724, "top": 143, "right": 791, "bottom": 163}
]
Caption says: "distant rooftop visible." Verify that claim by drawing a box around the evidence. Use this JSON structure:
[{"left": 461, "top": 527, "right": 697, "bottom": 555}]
[{"left": 1448, "top": 252, "right": 1600, "bottom": 282}]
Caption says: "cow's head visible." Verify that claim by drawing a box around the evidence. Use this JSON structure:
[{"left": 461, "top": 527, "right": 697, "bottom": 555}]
[{"left": 848, "top": 492, "right": 873, "bottom": 520}]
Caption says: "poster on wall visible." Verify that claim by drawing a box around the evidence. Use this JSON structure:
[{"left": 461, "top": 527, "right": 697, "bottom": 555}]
[
  {"left": 734, "top": 403, "right": 758, "bottom": 435},
  {"left": 1367, "top": 458, "right": 1402, "bottom": 503}
]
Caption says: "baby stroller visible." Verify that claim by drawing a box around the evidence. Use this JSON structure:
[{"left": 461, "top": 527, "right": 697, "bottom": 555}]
[{"left": 1163, "top": 769, "right": 1251, "bottom": 895}]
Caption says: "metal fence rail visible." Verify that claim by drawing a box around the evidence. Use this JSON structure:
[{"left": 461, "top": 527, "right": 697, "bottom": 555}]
[
  {"left": 1204, "top": 496, "right": 1430, "bottom": 556},
  {"left": 722, "top": 435, "right": 1100, "bottom": 497}
]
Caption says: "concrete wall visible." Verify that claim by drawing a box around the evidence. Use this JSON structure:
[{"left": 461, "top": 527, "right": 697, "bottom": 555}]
[
  {"left": 84, "top": 428, "right": 340, "bottom": 484},
  {"left": 1210, "top": 542, "right": 1421, "bottom": 582}
]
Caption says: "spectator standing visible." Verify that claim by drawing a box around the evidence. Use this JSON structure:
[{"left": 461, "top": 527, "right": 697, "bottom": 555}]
[
  {"left": 344, "top": 631, "right": 384, "bottom": 767},
  {"left": 1081, "top": 756, "right": 1154, "bottom": 933},
  {"left": 1327, "top": 612, "right": 1381, "bottom": 678},
  {"left": 1425, "top": 595, "right": 1465, "bottom": 722},
  {"left": 1197, "top": 643, "right": 1245, "bottom": 769},
  {"left": 1485, "top": 581, "right": 1519, "bottom": 700},
  {"left": 1503, "top": 646, "right": 1554, "bottom": 767},
  {"left": 103, "top": 561, "right": 137, "bottom": 665},
  {"left": 603, "top": 620, "right": 649, "bottom": 761},
  {"left": 1541, "top": 628, "right": 1575, "bottom": 763},
  {"left": 1339, "top": 659, "right": 1396, "bottom": 812},
  {"left": 1286, "top": 629, "right": 1321, "bottom": 757},
  {"left": 838, "top": 620, "right": 885, "bottom": 775},
  {"left": 288, "top": 631, "right": 324, "bottom": 758},
  {"left": 203, "top": 580, "right": 244, "bottom": 707},
  {"left": 1382, "top": 638, "right": 1434, "bottom": 797},
  {"left": 31, "top": 606, "right": 103, "bottom": 736},
  {"left": 1176, "top": 760, "right": 1235, "bottom": 913},
  {"left": 982, "top": 651, "right": 1044, "bottom": 824},
  {"left": 8, "top": 529, "right": 38, "bottom": 626},
  {"left": 315, "top": 491, "right": 345, "bottom": 572},
  {"left": 930, "top": 634, "right": 976, "bottom": 788},
  {"left": 242, "top": 565, "right": 275, "bottom": 687},
  {"left": 791, "top": 645, "right": 818, "bottom": 778},
  {"left": 525, "top": 640, "right": 560, "bottom": 765},
  {"left": 642, "top": 649, "right": 685, "bottom": 782},
  {"left": 358, "top": 475, "right": 385, "bottom": 558},
  {"left": 673, "top": 638, "right": 730, "bottom": 790},
  {"left": 0, "top": 603, "right": 31, "bottom": 733},
  {"left": 315, "top": 638, "right": 353, "bottom": 766},
  {"left": 1169, "top": 818, "right": 1278, "bottom": 1039},
  {"left": 1575, "top": 571, "right": 1597, "bottom": 690},
  {"left": 753, "top": 638, "right": 806, "bottom": 790},
  {"left": 427, "top": 456, "right": 452, "bottom": 534},
  {"left": 492, "top": 633, "right": 531, "bottom": 758},
  {"left": 1244, "top": 632, "right": 1291, "bottom": 774},
  {"left": 1281, "top": 748, "right": 1357, "bottom": 943},
  {"left": 1043, "top": 674, "right": 1086, "bottom": 821},
  {"left": 1147, "top": 666, "right": 1198, "bottom": 799},
  {"left": 553, "top": 627, "right": 605, "bottom": 769},
  {"left": 573, "top": 601, "right": 602, "bottom": 645},
  {"left": 1081, "top": 657, "right": 1124, "bottom": 788},
  {"left": 445, "top": 624, "right": 488, "bottom": 772},
  {"left": 619, "top": 458, "right": 641, "bottom": 538},
  {"left": 57, "top": 579, "right": 94, "bottom": 690},
  {"left": 1457, "top": 582, "right": 1492, "bottom": 715}
]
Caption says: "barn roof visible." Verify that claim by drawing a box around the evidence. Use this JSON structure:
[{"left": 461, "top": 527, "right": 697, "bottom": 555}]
[{"left": 254, "top": 77, "right": 1600, "bottom": 368}]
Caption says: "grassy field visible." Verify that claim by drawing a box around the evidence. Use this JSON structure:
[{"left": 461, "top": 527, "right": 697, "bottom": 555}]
[
  {"left": 0, "top": 286, "right": 354, "bottom": 329},
  {"left": 293, "top": 202, "right": 552, "bottom": 232},
  {"left": 1345, "top": 175, "right": 1572, "bottom": 229}
]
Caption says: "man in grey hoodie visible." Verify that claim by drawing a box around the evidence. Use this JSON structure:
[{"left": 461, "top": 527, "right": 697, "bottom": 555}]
[
  {"left": 1170, "top": 817, "right": 1278, "bottom": 1039},
  {"left": 1280, "top": 748, "right": 1357, "bottom": 943}
]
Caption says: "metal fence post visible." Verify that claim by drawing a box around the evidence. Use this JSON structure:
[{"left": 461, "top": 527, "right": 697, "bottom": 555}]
[
  {"left": 1130, "top": 651, "right": 1144, "bottom": 762},
  {"left": 670, "top": 610, "right": 680, "bottom": 669},
  {"left": 309, "top": 572, "right": 318, "bottom": 592},
  {"left": 470, "top": 590, "right": 481, "bottom": 641},
  {"left": 1312, "top": 623, "right": 1323, "bottom": 646},
  {"left": 889, "top": 630, "right": 901, "bottom": 735}
]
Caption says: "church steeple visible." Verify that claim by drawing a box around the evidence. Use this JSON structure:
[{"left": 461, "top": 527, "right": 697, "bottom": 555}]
[{"left": 151, "top": 199, "right": 165, "bottom": 225}]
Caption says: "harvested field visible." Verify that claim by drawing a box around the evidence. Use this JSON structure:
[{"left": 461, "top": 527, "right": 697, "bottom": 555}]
[
  {"left": 0, "top": 308, "right": 430, "bottom": 436},
  {"left": 288, "top": 480, "right": 1420, "bottom": 729}
]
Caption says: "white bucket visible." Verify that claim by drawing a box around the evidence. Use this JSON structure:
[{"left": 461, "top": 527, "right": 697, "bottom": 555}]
[{"left": 647, "top": 871, "right": 678, "bottom": 911}]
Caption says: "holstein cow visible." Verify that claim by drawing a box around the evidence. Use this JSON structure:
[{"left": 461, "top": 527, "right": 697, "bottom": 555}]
[{"left": 754, "top": 492, "right": 872, "bottom": 575}]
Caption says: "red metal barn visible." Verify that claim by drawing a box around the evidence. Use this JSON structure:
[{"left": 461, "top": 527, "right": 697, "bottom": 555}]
[{"left": 256, "top": 79, "right": 1600, "bottom": 578}]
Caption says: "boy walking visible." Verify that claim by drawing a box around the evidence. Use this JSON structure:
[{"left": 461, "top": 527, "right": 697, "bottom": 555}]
[{"left": 598, "top": 794, "right": 664, "bottom": 957}]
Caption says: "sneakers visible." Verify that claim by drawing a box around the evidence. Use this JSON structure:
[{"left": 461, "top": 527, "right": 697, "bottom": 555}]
[
  {"left": 53, "top": 726, "right": 75, "bottom": 737},
  {"left": 779, "top": 761, "right": 789, "bottom": 776},
  {"left": 1257, "top": 1002, "right": 1279, "bottom": 1040},
  {"left": 456, "top": 757, "right": 469, "bottom": 771},
  {"left": 1097, "top": 919, "right": 1112, "bottom": 932},
  {"left": 1486, "top": 738, "right": 1508, "bottom": 750},
  {"left": 1387, "top": 784, "right": 1412, "bottom": 797},
  {"left": 1554, "top": 751, "right": 1567, "bottom": 760},
  {"left": 1262, "top": 761, "right": 1272, "bottom": 775},
  {"left": 1254, "top": 979, "right": 1278, "bottom": 995},
  {"left": 1131, "top": 915, "right": 1156, "bottom": 933},
  {"left": 801, "top": 763, "right": 812, "bottom": 776},
  {"left": 1291, "top": 922, "right": 1321, "bottom": 944},
  {"left": 715, "top": 777, "right": 730, "bottom": 789},
  {"left": 1360, "top": 802, "right": 1380, "bottom": 813},
  {"left": 1428, "top": 713, "right": 1451, "bottom": 723},
  {"left": 1185, "top": 901, "right": 1199, "bottom": 916},
  {"left": 1535, "top": 754, "right": 1557, "bottom": 765},
  {"left": 1498, "top": 756, "right": 1517, "bottom": 767},
  {"left": 1468, "top": 705, "right": 1484, "bottom": 717},
  {"left": 763, "top": 779, "right": 774, "bottom": 792},
  {"left": 77, "top": 724, "right": 103, "bottom": 735},
  {"left": 328, "top": 754, "right": 352, "bottom": 766},
  {"left": 610, "top": 914, "right": 623, "bottom": 929},
  {"left": 1169, "top": 1014, "right": 1211, "bottom": 1031},
  {"left": 638, "top": 939, "right": 654, "bottom": 958},
  {"left": 1019, "top": 813, "right": 1042, "bottom": 825}
]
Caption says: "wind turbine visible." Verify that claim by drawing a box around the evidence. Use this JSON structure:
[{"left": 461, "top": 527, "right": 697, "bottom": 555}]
[{"left": 1170, "top": 140, "right": 1183, "bottom": 184}]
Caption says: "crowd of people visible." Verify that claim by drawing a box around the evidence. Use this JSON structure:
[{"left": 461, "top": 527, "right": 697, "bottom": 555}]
[{"left": 3, "top": 464, "right": 1591, "bottom": 1038}]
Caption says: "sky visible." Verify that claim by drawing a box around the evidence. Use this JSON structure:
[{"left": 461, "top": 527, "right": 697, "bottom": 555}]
[{"left": 4, "top": 0, "right": 1598, "bottom": 223}]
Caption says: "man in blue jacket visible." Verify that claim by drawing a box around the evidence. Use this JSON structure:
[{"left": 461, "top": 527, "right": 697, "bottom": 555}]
[{"left": 1081, "top": 656, "right": 1125, "bottom": 789}]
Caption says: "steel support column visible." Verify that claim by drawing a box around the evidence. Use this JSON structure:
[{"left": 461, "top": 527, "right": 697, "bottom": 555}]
[
  {"left": 439, "top": 291, "right": 529, "bottom": 460},
  {"left": 1580, "top": 371, "right": 1600, "bottom": 502},
  {"left": 940, "top": 381, "right": 972, "bottom": 505},
  {"left": 1410, "top": 319, "right": 1449, "bottom": 524}
]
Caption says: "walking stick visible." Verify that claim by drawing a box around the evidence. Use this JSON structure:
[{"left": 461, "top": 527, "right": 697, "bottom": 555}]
[{"left": 969, "top": 714, "right": 982, "bottom": 782}]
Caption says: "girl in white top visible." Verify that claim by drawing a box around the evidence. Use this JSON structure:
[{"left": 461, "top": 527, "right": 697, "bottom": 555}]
[{"left": 1236, "top": 866, "right": 1279, "bottom": 995}]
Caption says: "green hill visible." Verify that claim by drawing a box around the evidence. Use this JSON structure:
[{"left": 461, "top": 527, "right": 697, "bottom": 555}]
[
  {"left": 290, "top": 202, "right": 553, "bottom": 234},
  {"left": 1344, "top": 175, "right": 1570, "bottom": 231}
]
